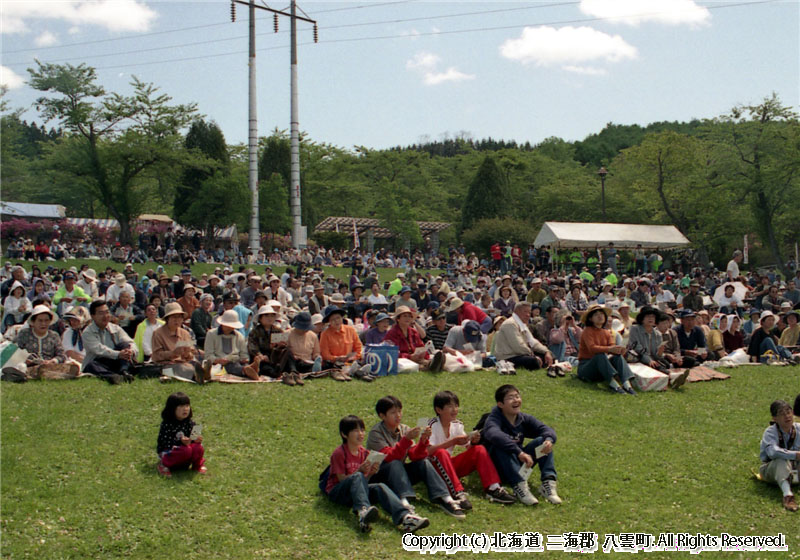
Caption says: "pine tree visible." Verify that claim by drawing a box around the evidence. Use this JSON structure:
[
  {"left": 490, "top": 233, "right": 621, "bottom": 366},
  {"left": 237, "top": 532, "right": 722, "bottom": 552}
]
[{"left": 460, "top": 155, "right": 507, "bottom": 232}]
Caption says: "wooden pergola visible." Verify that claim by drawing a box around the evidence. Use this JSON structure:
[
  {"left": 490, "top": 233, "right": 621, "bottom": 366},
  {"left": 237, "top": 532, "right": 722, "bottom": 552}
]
[{"left": 314, "top": 217, "right": 451, "bottom": 251}]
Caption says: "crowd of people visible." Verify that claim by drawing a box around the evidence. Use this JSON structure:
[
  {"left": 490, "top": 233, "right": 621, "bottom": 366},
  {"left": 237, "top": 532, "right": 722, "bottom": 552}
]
[{"left": 2, "top": 241, "right": 799, "bottom": 523}]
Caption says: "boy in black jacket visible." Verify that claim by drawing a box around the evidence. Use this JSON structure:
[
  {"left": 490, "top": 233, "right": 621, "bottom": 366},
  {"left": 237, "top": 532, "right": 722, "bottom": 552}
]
[{"left": 482, "top": 384, "right": 561, "bottom": 506}]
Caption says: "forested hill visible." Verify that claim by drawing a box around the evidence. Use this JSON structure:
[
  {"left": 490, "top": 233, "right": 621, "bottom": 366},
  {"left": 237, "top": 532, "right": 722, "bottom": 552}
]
[{"left": 2, "top": 64, "right": 797, "bottom": 270}]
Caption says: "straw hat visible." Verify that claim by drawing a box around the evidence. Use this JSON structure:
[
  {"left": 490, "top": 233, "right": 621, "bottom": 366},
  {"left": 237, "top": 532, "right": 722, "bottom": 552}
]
[
  {"left": 257, "top": 305, "right": 277, "bottom": 318},
  {"left": 218, "top": 309, "right": 244, "bottom": 329},
  {"left": 581, "top": 305, "right": 612, "bottom": 325},
  {"left": 114, "top": 273, "right": 127, "bottom": 286},
  {"left": 163, "top": 302, "right": 186, "bottom": 319},
  {"left": 393, "top": 305, "right": 416, "bottom": 319}
]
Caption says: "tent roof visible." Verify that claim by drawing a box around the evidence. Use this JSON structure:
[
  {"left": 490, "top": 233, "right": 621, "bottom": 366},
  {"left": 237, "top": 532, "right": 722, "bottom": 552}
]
[
  {"left": 534, "top": 221, "right": 691, "bottom": 250},
  {"left": 1, "top": 201, "right": 65, "bottom": 219}
]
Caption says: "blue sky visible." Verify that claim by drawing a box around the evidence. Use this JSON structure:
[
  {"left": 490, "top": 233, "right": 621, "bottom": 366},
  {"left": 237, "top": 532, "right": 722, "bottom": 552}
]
[{"left": 2, "top": 0, "right": 798, "bottom": 150}]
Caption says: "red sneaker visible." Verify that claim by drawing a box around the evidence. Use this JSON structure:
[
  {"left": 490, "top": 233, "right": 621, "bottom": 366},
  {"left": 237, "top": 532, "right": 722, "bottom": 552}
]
[{"left": 157, "top": 462, "right": 171, "bottom": 477}]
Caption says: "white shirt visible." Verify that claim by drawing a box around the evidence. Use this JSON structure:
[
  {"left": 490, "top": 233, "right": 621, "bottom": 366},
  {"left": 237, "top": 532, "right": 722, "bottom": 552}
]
[
  {"left": 105, "top": 283, "right": 135, "bottom": 303},
  {"left": 367, "top": 293, "right": 388, "bottom": 305},
  {"left": 428, "top": 417, "right": 467, "bottom": 456},
  {"left": 142, "top": 320, "right": 161, "bottom": 356}
]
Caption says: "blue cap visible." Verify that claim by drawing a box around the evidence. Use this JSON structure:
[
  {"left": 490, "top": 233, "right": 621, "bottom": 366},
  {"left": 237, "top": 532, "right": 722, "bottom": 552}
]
[
  {"left": 463, "top": 320, "right": 482, "bottom": 343},
  {"left": 399, "top": 286, "right": 412, "bottom": 295}
]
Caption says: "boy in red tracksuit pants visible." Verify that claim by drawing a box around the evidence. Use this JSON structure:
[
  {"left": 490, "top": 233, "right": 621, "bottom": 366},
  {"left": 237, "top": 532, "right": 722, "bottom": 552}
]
[
  {"left": 366, "top": 395, "right": 466, "bottom": 518},
  {"left": 427, "top": 391, "right": 517, "bottom": 505}
]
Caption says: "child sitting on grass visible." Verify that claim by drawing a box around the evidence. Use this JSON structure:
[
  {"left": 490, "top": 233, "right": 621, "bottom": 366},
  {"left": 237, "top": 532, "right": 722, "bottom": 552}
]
[
  {"left": 759, "top": 400, "right": 799, "bottom": 512},
  {"left": 366, "top": 395, "right": 467, "bottom": 519},
  {"left": 481, "top": 384, "right": 562, "bottom": 506},
  {"left": 427, "top": 391, "right": 516, "bottom": 505},
  {"left": 324, "top": 415, "right": 430, "bottom": 533},
  {"left": 157, "top": 392, "right": 206, "bottom": 477}
]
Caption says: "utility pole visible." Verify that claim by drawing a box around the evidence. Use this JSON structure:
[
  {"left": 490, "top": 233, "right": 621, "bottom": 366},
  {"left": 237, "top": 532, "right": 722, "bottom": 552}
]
[{"left": 232, "top": 0, "right": 316, "bottom": 251}]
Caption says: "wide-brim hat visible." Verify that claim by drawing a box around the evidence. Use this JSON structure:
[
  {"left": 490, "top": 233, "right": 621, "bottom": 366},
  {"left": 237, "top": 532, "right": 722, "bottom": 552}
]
[
  {"left": 581, "top": 305, "right": 612, "bottom": 325},
  {"left": 256, "top": 305, "right": 277, "bottom": 318},
  {"left": 163, "top": 302, "right": 187, "bottom": 319},
  {"left": 393, "top": 305, "right": 416, "bottom": 320},
  {"left": 399, "top": 286, "right": 412, "bottom": 295},
  {"left": 322, "top": 306, "right": 347, "bottom": 323},
  {"left": 218, "top": 309, "right": 244, "bottom": 329},
  {"left": 292, "top": 312, "right": 313, "bottom": 331},
  {"left": 311, "top": 313, "right": 323, "bottom": 326},
  {"left": 447, "top": 298, "right": 464, "bottom": 312},
  {"left": 82, "top": 268, "right": 97, "bottom": 280},
  {"left": 330, "top": 293, "right": 346, "bottom": 304},
  {"left": 182, "top": 284, "right": 196, "bottom": 293},
  {"left": 28, "top": 304, "right": 57, "bottom": 325},
  {"left": 114, "top": 273, "right": 127, "bottom": 285},
  {"left": 759, "top": 310, "right": 775, "bottom": 321}
]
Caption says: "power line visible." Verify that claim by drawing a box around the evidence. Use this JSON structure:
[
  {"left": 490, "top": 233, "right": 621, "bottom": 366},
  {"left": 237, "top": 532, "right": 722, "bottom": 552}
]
[
  {"left": 2, "top": 0, "right": 417, "bottom": 54},
  {"left": 3, "top": 2, "right": 571, "bottom": 67},
  {"left": 17, "top": 0, "right": 780, "bottom": 72}
]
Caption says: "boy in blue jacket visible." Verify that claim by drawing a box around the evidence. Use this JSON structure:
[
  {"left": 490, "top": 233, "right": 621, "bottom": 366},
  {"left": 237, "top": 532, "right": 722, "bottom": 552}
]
[{"left": 482, "top": 384, "right": 562, "bottom": 506}]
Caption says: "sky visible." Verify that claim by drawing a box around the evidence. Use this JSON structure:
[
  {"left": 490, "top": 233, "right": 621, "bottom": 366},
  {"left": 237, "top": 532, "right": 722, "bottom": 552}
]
[{"left": 1, "top": 0, "right": 798, "bottom": 151}]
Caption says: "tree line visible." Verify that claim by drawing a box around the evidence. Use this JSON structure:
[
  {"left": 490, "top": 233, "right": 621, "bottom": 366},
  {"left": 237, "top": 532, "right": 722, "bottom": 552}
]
[{"left": 1, "top": 62, "right": 798, "bottom": 273}]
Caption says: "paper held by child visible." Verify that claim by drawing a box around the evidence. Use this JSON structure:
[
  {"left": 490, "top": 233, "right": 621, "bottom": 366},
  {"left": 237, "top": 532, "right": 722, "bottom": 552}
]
[
  {"left": 365, "top": 450, "right": 386, "bottom": 467},
  {"left": 416, "top": 417, "right": 429, "bottom": 428},
  {"left": 534, "top": 443, "right": 547, "bottom": 459},
  {"left": 190, "top": 424, "right": 202, "bottom": 439},
  {"left": 467, "top": 429, "right": 479, "bottom": 440},
  {"left": 518, "top": 463, "right": 532, "bottom": 481}
]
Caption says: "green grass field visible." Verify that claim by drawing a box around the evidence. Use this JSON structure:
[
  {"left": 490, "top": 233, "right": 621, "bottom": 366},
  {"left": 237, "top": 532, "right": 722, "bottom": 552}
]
[{"left": 2, "top": 365, "right": 799, "bottom": 559}]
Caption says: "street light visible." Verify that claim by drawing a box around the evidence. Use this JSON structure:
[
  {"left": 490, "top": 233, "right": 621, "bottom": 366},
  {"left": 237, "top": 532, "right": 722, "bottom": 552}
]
[{"left": 597, "top": 166, "right": 608, "bottom": 222}]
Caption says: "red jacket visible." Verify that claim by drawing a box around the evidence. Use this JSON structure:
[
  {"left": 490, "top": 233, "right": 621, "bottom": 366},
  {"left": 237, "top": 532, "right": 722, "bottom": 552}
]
[
  {"left": 457, "top": 301, "right": 487, "bottom": 325},
  {"left": 383, "top": 324, "right": 425, "bottom": 359}
]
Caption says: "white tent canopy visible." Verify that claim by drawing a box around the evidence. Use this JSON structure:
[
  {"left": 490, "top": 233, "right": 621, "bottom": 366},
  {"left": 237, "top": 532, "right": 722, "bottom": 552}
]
[
  {"left": 534, "top": 221, "right": 691, "bottom": 250},
  {"left": 1, "top": 201, "right": 65, "bottom": 219}
]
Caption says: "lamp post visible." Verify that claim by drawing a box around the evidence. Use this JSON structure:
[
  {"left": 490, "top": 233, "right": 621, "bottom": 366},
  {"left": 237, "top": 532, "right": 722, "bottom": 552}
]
[{"left": 597, "top": 166, "right": 608, "bottom": 222}]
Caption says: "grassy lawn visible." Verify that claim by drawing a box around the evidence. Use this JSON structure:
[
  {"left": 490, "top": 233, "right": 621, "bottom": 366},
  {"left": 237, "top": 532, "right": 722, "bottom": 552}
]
[{"left": 2, "top": 365, "right": 799, "bottom": 559}]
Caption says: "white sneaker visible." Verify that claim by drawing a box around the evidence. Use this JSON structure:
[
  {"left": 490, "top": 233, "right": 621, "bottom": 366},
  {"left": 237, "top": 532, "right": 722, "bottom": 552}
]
[
  {"left": 538, "top": 479, "right": 562, "bottom": 505},
  {"left": 512, "top": 481, "right": 538, "bottom": 505}
]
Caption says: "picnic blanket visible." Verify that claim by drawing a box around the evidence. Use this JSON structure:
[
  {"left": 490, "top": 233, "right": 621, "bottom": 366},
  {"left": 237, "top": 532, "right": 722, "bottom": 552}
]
[{"left": 683, "top": 365, "right": 731, "bottom": 382}]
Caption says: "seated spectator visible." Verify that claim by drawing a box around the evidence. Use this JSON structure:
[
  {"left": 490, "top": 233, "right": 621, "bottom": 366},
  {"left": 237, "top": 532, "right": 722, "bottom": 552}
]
[
  {"left": 718, "top": 283, "right": 743, "bottom": 315},
  {"left": 206, "top": 309, "right": 255, "bottom": 380},
  {"left": 762, "top": 285, "right": 787, "bottom": 314},
  {"left": 82, "top": 301, "right": 138, "bottom": 384},
  {"left": 549, "top": 313, "right": 582, "bottom": 367},
  {"left": 247, "top": 305, "right": 297, "bottom": 384},
  {"left": 443, "top": 320, "right": 492, "bottom": 368},
  {"left": 3, "top": 305, "right": 78, "bottom": 380},
  {"left": 177, "top": 284, "right": 200, "bottom": 320},
  {"left": 320, "top": 306, "right": 363, "bottom": 369},
  {"left": 758, "top": 400, "right": 800, "bottom": 512},
  {"left": 287, "top": 312, "right": 322, "bottom": 374},
  {"left": 425, "top": 308, "right": 451, "bottom": 351},
  {"left": 493, "top": 302, "right": 553, "bottom": 373},
  {"left": 110, "top": 290, "right": 143, "bottom": 338},
  {"left": 363, "top": 313, "right": 392, "bottom": 345},
  {"left": 105, "top": 273, "right": 134, "bottom": 305},
  {"left": 630, "top": 279, "right": 652, "bottom": 310},
  {"left": 577, "top": 305, "right": 637, "bottom": 395},
  {"left": 190, "top": 294, "right": 214, "bottom": 348},
  {"left": 133, "top": 303, "right": 164, "bottom": 363},
  {"left": 52, "top": 271, "right": 91, "bottom": 315},
  {"left": 654, "top": 283, "right": 675, "bottom": 309},
  {"left": 383, "top": 306, "right": 444, "bottom": 371},
  {"left": 748, "top": 311, "right": 797, "bottom": 364},
  {"left": 151, "top": 303, "right": 204, "bottom": 382},
  {"left": 743, "top": 308, "right": 760, "bottom": 344},
  {"left": 674, "top": 310, "right": 708, "bottom": 366},
  {"left": 564, "top": 284, "right": 589, "bottom": 317},
  {"left": 61, "top": 306, "right": 90, "bottom": 364},
  {"left": 2, "top": 281, "right": 31, "bottom": 333},
  {"left": 681, "top": 282, "right": 704, "bottom": 312},
  {"left": 493, "top": 286, "right": 515, "bottom": 318},
  {"left": 626, "top": 306, "right": 667, "bottom": 372},
  {"left": 448, "top": 297, "right": 491, "bottom": 334},
  {"left": 706, "top": 314, "right": 729, "bottom": 360},
  {"left": 723, "top": 315, "right": 744, "bottom": 353},
  {"left": 779, "top": 310, "right": 799, "bottom": 347}
]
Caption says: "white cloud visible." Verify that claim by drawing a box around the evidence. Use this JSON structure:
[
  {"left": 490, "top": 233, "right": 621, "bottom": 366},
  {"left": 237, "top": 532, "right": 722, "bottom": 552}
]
[
  {"left": 1, "top": 66, "right": 25, "bottom": 90},
  {"left": 406, "top": 51, "right": 475, "bottom": 86},
  {"left": 1, "top": 0, "right": 157, "bottom": 35},
  {"left": 580, "top": 0, "right": 710, "bottom": 26},
  {"left": 406, "top": 52, "right": 440, "bottom": 71},
  {"left": 563, "top": 65, "right": 608, "bottom": 76},
  {"left": 500, "top": 26, "right": 637, "bottom": 69},
  {"left": 423, "top": 68, "right": 475, "bottom": 85},
  {"left": 35, "top": 30, "right": 58, "bottom": 47}
]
